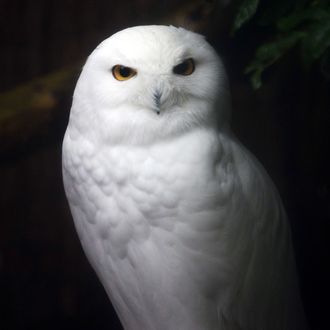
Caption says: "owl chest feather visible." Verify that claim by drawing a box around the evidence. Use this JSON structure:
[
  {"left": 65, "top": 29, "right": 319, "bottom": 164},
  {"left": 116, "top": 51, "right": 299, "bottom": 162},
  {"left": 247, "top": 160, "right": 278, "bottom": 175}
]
[
  {"left": 63, "top": 127, "right": 241, "bottom": 329},
  {"left": 64, "top": 128, "right": 233, "bottom": 240}
]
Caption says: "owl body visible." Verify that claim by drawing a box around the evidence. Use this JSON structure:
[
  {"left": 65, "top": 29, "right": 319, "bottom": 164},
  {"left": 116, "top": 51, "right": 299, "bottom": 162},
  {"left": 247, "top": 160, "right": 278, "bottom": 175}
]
[{"left": 63, "top": 26, "right": 307, "bottom": 329}]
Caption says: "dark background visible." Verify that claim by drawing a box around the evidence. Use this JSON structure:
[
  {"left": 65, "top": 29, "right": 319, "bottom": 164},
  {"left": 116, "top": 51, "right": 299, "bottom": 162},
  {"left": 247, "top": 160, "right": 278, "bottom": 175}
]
[{"left": 0, "top": 1, "right": 329, "bottom": 329}]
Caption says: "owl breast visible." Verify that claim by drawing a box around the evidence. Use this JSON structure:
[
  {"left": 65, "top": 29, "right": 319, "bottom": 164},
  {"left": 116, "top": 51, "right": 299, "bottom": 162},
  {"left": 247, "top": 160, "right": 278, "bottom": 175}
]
[
  {"left": 63, "top": 126, "right": 237, "bottom": 329},
  {"left": 64, "top": 126, "right": 234, "bottom": 252}
]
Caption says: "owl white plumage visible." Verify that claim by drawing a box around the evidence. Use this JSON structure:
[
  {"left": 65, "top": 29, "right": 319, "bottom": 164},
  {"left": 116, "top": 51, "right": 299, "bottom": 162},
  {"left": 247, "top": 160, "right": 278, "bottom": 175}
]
[{"left": 62, "top": 25, "right": 308, "bottom": 330}]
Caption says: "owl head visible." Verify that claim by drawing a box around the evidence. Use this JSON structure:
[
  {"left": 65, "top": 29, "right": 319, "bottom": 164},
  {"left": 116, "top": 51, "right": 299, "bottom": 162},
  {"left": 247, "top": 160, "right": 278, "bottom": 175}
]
[{"left": 69, "top": 25, "right": 230, "bottom": 145}]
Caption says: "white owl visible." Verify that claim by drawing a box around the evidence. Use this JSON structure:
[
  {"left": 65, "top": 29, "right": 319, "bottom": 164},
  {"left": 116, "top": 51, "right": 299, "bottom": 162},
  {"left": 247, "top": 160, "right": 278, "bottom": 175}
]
[{"left": 62, "top": 25, "right": 308, "bottom": 330}]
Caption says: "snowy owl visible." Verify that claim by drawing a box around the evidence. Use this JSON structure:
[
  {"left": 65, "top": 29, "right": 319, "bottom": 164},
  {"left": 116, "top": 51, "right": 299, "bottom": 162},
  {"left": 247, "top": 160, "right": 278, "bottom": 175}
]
[{"left": 62, "top": 25, "right": 308, "bottom": 330}]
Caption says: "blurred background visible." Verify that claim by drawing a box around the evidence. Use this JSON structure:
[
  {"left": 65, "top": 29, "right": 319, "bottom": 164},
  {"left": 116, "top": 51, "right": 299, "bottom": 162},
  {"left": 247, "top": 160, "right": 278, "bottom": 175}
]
[{"left": 0, "top": 0, "right": 329, "bottom": 329}]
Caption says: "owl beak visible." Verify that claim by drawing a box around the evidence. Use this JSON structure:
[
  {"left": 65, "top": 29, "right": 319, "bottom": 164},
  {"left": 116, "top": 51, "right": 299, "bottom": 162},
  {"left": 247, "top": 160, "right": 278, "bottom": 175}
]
[{"left": 153, "top": 90, "right": 162, "bottom": 115}]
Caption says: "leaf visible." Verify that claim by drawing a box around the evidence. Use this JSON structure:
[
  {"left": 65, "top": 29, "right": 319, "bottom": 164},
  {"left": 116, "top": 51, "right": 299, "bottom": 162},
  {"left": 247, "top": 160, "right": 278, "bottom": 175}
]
[
  {"left": 232, "top": 0, "right": 260, "bottom": 32},
  {"left": 245, "top": 31, "right": 306, "bottom": 88},
  {"left": 231, "top": 0, "right": 330, "bottom": 88},
  {"left": 277, "top": 6, "right": 330, "bottom": 32},
  {"left": 249, "top": 68, "right": 263, "bottom": 89},
  {"left": 301, "top": 19, "right": 330, "bottom": 67}
]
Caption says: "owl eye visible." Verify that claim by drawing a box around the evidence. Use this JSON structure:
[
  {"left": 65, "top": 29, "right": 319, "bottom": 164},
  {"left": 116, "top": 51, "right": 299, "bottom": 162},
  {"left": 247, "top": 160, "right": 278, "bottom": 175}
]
[
  {"left": 173, "top": 58, "right": 195, "bottom": 76},
  {"left": 112, "top": 65, "right": 137, "bottom": 81}
]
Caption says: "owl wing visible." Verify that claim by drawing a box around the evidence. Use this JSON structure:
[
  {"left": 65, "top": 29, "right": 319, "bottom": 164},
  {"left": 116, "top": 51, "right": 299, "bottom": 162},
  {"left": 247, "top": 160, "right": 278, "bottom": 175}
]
[{"left": 214, "top": 133, "right": 305, "bottom": 330}]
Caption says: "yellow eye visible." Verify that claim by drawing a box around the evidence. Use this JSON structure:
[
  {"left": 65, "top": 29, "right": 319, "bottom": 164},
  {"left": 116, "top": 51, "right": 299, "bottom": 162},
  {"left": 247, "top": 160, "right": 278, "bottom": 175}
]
[
  {"left": 173, "top": 58, "right": 195, "bottom": 76},
  {"left": 112, "top": 65, "right": 137, "bottom": 81}
]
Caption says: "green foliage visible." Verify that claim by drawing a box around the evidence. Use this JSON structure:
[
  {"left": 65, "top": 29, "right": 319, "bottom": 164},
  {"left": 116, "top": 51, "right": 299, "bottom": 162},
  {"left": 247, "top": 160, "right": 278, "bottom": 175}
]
[
  {"left": 233, "top": 0, "right": 330, "bottom": 88},
  {"left": 232, "top": 0, "right": 260, "bottom": 32},
  {"left": 245, "top": 32, "right": 306, "bottom": 89}
]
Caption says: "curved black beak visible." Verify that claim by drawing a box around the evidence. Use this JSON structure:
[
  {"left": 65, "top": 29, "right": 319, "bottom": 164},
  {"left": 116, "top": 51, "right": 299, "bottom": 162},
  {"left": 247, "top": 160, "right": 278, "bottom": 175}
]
[{"left": 153, "top": 90, "right": 162, "bottom": 115}]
